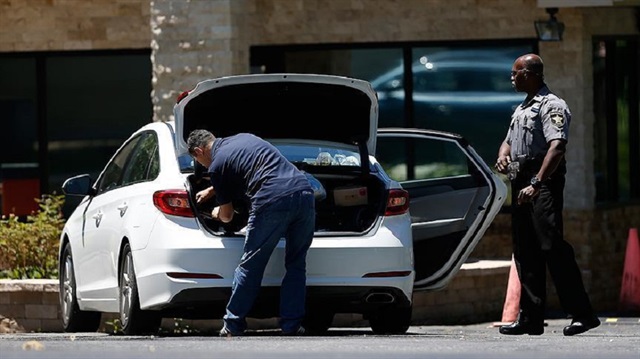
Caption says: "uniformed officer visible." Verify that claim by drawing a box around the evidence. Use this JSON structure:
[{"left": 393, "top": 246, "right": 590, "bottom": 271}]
[{"left": 494, "top": 54, "right": 600, "bottom": 336}]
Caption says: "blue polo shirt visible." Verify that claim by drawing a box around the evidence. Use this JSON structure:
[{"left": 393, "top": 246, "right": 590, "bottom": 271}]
[{"left": 207, "top": 133, "right": 312, "bottom": 214}]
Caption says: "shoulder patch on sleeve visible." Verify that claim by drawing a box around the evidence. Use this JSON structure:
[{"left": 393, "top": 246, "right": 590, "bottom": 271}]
[{"left": 549, "top": 110, "right": 565, "bottom": 128}]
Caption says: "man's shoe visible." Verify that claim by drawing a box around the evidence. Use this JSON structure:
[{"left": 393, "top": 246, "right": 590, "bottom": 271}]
[
  {"left": 499, "top": 320, "right": 544, "bottom": 335},
  {"left": 563, "top": 316, "right": 600, "bottom": 336},
  {"left": 282, "top": 326, "right": 306, "bottom": 336},
  {"left": 219, "top": 326, "right": 243, "bottom": 338}
]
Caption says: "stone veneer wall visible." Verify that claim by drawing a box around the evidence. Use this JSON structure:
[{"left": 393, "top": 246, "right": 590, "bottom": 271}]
[{"left": 0, "top": 0, "right": 150, "bottom": 51}]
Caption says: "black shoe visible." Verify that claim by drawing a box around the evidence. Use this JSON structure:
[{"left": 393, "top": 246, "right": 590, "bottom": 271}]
[
  {"left": 563, "top": 316, "right": 600, "bottom": 336},
  {"left": 499, "top": 320, "right": 544, "bottom": 335}
]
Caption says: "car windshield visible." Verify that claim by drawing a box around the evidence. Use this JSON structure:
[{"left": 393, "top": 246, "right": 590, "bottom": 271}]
[{"left": 178, "top": 142, "right": 362, "bottom": 173}]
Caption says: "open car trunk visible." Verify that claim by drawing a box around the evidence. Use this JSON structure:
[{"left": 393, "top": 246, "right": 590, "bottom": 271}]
[{"left": 187, "top": 167, "right": 388, "bottom": 236}]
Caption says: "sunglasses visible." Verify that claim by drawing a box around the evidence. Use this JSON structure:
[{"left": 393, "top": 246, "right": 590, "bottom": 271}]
[{"left": 510, "top": 69, "right": 528, "bottom": 76}]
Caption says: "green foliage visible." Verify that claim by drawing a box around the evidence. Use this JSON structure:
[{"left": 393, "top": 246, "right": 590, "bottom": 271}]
[{"left": 0, "top": 194, "right": 65, "bottom": 279}]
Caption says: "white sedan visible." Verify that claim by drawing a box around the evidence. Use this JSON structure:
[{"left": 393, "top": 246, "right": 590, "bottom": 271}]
[{"left": 58, "top": 73, "right": 506, "bottom": 335}]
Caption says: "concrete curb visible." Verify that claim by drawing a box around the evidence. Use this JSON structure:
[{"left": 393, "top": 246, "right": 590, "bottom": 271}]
[{"left": 0, "top": 260, "right": 511, "bottom": 333}]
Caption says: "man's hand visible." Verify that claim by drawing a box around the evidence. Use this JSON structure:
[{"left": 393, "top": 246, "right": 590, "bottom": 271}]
[
  {"left": 517, "top": 185, "right": 540, "bottom": 205},
  {"left": 196, "top": 186, "right": 215, "bottom": 204},
  {"left": 495, "top": 155, "right": 512, "bottom": 174}
]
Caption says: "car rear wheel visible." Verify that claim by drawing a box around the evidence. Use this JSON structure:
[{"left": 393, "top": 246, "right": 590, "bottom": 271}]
[
  {"left": 369, "top": 305, "right": 412, "bottom": 335},
  {"left": 119, "top": 243, "right": 162, "bottom": 335},
  {"left": 59, "top": 242, "right": 102, "bottom": 332}
]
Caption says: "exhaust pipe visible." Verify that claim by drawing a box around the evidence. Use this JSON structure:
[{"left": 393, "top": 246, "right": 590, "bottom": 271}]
[{"left": 365, "top": 292, "right": 395, "bottom": 304}]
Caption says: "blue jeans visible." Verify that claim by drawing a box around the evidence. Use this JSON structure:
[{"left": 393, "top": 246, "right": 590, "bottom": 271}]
[{"left": 223, "top": 189, "right": 315, "bottom": 334}]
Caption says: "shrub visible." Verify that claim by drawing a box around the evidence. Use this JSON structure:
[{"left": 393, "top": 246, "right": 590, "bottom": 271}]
[{"left": 0, "top": 194, "right": 65, "bottom": 279}]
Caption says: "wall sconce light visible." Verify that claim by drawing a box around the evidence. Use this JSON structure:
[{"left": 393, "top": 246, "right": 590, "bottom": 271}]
[{"left": 534, "top": 7, "right": 565, "bottom": 41}]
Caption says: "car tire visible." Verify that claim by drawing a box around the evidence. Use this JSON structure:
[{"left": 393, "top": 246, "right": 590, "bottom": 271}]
[
  {"left": 119, "top": 243, "right": 162, "bottom": 335},
  {"left": 369, "top": 305, "right": 412, "bottom": 335},
  {"left": 302, "top": 308, "right": 334, "bottom": 335},
  {"left": 59, "top": 242, "right": 102, "bottom": 332}
]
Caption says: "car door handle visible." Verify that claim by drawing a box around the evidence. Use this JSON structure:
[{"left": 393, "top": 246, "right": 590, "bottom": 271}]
[
  {"left": 117, "top": 203, "right": 128, "bottom": 217},
  {"left": 92, "top": 211, "right": 103, "bottom": 227}
]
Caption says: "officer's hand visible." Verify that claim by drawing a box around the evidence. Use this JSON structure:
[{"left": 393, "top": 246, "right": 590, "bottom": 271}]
[
  {"left": 495, "top": 155, "right": 511, "bottom": 174},
  {"left": 517, "top": 185, "right": 539, "bottom": 205}
]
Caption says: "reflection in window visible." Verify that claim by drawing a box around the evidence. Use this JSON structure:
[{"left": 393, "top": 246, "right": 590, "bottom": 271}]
[
  {"left": 251, "top": 42, "right": 533, "bottom": 166},
  {"left": 376, "top": 136, "right": 468, "bottom": 182},
  {"left": 408, "top": 47, "right": 528, "bottom": 164}
]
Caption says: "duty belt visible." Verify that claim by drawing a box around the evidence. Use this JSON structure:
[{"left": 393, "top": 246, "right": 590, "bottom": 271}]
[{"left": 506, "top": 156, "right": 543, "bottom": 181}]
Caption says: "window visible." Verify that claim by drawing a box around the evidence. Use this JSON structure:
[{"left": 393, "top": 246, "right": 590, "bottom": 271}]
[
  {"left": 96, "top": 136, "right": 141, "bottom": 195},
  {"left": 593, "top": 37, "right": 640, "bottom": 204},
  {"left": 376, "top": 135, "right": 470, "bottom": 182},
  {"left": 122, "top": 132, "right": 160, "bottom": 186},
  {"left": 0, "top": 50, "right": 152, "bottom": 195},
  {"left": 251, "top": 41, "right": 535, "bottom": 165}
]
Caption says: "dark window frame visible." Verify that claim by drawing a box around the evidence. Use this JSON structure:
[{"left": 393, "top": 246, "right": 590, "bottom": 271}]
[
  {"left": 593, "top": 36, "right": 640, "bottom": 205},
  {"left": 0, "top": 48, "right": 152, "bottom": 196}
]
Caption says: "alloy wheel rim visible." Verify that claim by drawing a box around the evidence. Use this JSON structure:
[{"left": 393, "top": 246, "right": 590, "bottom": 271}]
[
  {"left": 62, "top": 256, "right": 74, "bottom": 325},
  {"left": 120, "top": 253, "right": 133, "bottom": 326}
]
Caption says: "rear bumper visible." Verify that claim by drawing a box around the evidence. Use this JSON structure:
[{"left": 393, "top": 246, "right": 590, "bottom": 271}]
[{"left": 155, "top": 285, "right": 412, "bottom": 319}]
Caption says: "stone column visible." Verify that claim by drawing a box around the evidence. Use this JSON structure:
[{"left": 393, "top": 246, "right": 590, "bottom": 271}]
[{"left": 150, "top": 0, "right": 253, "bottom": 122}]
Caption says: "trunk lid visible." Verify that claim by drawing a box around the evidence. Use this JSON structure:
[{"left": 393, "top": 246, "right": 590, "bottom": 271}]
[{"left": 173, "top": 74, "right": 378, "bottom": 161}]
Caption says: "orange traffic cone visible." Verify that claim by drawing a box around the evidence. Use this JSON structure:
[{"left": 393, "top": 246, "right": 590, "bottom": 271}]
[
  {"left": 493, "top": 255, "right": 521, "bottom": 326},
  {"left": 619, "top": 228, "right": 640, "bottom": 315}
]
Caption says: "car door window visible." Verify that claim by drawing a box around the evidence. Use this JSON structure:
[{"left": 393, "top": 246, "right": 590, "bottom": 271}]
[
  {"left": 121, "top": 132, "right": 159, "bottom": 186},
  {"left": 376, "top": 136, "right": 469, "bottom": 182},
  {"left": 95, "top": 135, "right": 141, "bottom": 195}
]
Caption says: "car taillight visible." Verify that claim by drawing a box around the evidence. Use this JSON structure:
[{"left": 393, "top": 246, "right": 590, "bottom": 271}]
[
  {"left": 385, "top": 189, "right": 409, "bottom": 216},
  {"left": 153, "top": 190, "right": 195, "bottom": 217},
  {"left": 176, "top": 90, "right": 190, "bottom": 104}
]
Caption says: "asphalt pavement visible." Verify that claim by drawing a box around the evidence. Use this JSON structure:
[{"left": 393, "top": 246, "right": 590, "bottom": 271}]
[{"left": 0, "top": 316, "right": 638, "bottom": 359}]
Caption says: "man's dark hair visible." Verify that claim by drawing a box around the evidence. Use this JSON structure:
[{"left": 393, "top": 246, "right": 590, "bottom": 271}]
[{"left": 187, "top": 129, "right": 215, "bottom": 154}]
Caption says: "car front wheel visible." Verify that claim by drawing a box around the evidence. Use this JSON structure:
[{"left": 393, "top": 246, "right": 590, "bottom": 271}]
[
  {"left": 59, "top": 242, "right": 102, "bottom": 332},
  {"left": 119, "top": 243, "right": 162, "bottom": 335}
]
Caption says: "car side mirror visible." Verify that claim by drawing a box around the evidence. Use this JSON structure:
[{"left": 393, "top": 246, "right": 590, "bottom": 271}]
[{"left": 62, "top": 174, "right": 95, "bottom": 196}]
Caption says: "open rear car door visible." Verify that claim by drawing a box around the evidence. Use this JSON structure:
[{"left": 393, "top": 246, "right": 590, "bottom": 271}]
[{"left": 376, "top": 128, "right": 507, "bottom": 291}]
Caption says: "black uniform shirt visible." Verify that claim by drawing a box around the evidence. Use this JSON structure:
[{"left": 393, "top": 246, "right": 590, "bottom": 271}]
[{"left": 505, "top": 85, "right": 570, "bottom": 160}]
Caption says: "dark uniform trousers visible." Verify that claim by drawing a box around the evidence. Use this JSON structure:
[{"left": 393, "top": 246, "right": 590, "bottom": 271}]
[{"left": 511, "top": 161, "right": 594, "bottom": 323}]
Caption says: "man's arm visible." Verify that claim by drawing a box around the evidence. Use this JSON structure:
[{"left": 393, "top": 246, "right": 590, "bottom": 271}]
[
  {"left": 212, "top": 202, "right": 235, "bottom": 223},
  {"left": 495, "top": 141, "right": 512, "bottom": 174},
  {"left": 517, "top": 139, "right": 566, "bottom": 205},
  {"left": 534, "top": 139, "right": 566, "bottom": 182}
]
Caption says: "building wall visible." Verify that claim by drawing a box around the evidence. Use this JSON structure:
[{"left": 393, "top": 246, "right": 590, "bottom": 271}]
[{"left": 0, "top": 0, "right": 150, "bottom": 51}]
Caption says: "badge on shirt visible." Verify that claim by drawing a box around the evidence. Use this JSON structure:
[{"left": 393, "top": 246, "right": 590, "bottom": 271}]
[{"left": 550, "top": 111, "right": 565, "bottom": 128}]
